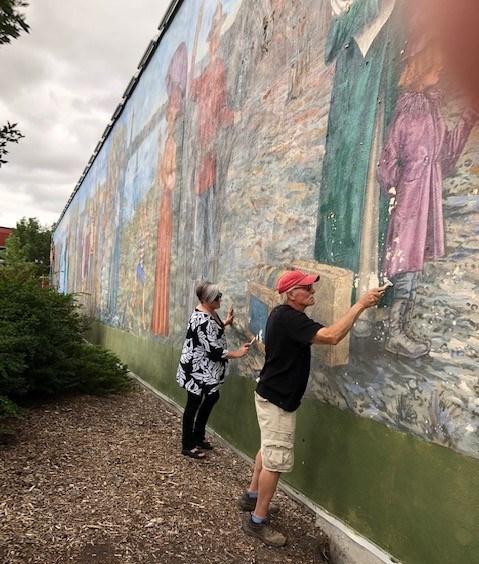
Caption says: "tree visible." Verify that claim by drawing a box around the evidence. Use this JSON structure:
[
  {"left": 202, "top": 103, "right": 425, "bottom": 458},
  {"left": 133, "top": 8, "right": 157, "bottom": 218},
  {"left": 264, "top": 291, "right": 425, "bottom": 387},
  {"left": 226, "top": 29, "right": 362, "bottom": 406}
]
[
  {"left": 0, "top": 0, "right": 29, "bottom": 45},
  {"left": 0, "top": 121, "right": 24, "bottom": 167},
  {"left": 0, "top": 0, "right": 29, "bottom": 166},
  {"left": 4, "top": 217, "right": 52, "bottom": 277}
]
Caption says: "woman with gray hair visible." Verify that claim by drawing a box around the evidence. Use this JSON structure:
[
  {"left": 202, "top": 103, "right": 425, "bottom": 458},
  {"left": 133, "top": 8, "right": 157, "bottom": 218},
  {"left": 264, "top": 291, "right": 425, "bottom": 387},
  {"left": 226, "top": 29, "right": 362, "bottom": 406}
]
[{"left": 176, "top": 281, "right": 250, "bottom": 459}]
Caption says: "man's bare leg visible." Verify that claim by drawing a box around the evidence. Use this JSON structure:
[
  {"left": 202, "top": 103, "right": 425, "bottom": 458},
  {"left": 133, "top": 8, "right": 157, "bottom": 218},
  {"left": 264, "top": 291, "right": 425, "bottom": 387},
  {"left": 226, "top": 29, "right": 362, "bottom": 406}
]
[
  {"left": 242, "top": 463, "right": 287, "bottom": 546},
  {"left": 247, "top": 449, "right": 263, "bottom": 493},
  {"left": 253, "top": 467, "right": 281, "bottom": 520}
]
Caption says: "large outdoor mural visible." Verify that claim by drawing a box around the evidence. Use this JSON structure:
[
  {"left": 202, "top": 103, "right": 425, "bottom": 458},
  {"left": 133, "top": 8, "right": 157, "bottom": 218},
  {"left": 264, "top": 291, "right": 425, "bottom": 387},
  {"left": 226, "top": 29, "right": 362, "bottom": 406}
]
[{"left": 53, "top": 0, "right": 479, "bottom": 460}]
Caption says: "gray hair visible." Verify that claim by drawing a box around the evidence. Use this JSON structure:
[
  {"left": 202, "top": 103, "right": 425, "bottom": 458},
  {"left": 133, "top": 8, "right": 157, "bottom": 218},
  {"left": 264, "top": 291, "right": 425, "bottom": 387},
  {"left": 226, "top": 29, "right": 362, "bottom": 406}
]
[{"left": 195, "top": 281, "right": 220, "bottom": 303}]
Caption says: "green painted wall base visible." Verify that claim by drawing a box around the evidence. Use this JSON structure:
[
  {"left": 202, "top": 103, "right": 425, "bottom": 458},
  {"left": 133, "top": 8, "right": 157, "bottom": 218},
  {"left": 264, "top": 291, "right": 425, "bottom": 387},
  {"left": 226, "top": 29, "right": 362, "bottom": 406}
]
[{"left": 89, "top": 323, "right": 479, "bottom": 564}]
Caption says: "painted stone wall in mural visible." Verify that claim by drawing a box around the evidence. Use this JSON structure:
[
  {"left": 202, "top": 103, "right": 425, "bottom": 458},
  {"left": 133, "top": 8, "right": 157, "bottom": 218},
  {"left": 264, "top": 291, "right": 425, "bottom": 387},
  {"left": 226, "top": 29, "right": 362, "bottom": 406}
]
[{"left": 53, "top": 0, "right": 479, "bottom": 459}]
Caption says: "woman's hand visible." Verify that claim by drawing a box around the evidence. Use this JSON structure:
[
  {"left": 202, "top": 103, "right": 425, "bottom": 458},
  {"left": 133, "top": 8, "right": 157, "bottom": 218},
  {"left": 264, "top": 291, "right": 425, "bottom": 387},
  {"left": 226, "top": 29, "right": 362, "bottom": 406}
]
[
  {"left": 235, "top": 343, "right": 250, "bottom": 357},
  {"left": 225, "top": 305, "right": 234, "bottom": 326},
  {"left": 225, "top": 343, "right": 250, "bottom": 359}
]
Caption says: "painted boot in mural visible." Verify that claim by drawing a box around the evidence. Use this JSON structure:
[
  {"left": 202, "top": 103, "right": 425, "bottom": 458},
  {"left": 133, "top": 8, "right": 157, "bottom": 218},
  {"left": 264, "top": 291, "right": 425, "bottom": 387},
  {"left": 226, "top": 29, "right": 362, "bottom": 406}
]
[
  {"left": 402, "top": 299, "right": 430, "bottom": 352},
  {"left": 385, "top": 299, "right": 429, "bottom": 359}
]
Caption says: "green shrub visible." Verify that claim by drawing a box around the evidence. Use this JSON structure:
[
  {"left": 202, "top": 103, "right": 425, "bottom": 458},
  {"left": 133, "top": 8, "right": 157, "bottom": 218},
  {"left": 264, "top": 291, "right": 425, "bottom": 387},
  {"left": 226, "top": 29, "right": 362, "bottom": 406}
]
[
  {"left": 67, "top": 344, "right": 132, "bottom": 395},
  {"left": 0, "top": 268, "right": 133, "bottom": 434},
  {"left": 0, "top": 395, "right": 24, "bottom": 435}
]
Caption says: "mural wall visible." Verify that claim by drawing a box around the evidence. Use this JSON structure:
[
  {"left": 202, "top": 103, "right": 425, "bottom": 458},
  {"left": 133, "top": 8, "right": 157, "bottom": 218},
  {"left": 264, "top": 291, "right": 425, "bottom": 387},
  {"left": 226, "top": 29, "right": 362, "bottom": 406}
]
[{"left": 53, "top": 0, "right": 479, "bottom": 463}]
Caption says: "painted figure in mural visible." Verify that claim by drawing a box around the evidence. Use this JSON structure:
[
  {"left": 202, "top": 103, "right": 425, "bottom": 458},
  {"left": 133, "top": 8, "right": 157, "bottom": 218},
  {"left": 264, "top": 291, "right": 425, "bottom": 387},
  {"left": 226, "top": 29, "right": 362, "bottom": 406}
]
[
  {"left": 378, "top": 38, "right": 478, "bottom": 358},
  {"left": 81, "top": 208, "right": 91, "bottom": 291},
  {"left": 239, "top": 270, "right": 386, "bottom": 546},
  {"left": 176, "top": 281, "right": 250, "bottom": 459},
  {"left": 57, "top": 236, "right": 69, "bottom": 294},
  {"left": 151, "top": 42, "right": 188, "bottom": 336},
  {"left": 81, "top": 199, "right": 96, "bottom": 300},
  {"left": 68, "top": 204, "right": 81, "bottom": 293},
  {"left": 90, "top": 182, "right": 102, "bottom": 314},
  {"left": 314, "top": 0, "right": 403, "bottom": 336},
  {"left": 132, "top": 205, "right": 150, "bottom": 330},
  {"left": 97, "top": 184, "right": 109, "bottom": 313},
  {"left": 97, "top": 127, "right": 127, "bottom": 323},
  {"left": 190, "top": 2, "right": 234, "bottom": 282}
]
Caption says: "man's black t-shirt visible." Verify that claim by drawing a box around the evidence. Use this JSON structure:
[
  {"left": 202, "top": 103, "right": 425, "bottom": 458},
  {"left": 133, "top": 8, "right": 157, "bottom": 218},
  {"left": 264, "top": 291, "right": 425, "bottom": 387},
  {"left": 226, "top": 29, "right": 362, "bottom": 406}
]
[{"left": 256, "top": 304, "right": 323, "bottom": 412}]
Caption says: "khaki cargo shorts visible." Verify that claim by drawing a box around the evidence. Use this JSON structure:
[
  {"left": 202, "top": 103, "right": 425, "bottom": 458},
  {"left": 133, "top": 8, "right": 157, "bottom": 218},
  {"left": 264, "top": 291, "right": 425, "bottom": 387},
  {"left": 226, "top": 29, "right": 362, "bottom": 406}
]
[{"left": 255, "top": 392, "right": 296, "bottom": 473}]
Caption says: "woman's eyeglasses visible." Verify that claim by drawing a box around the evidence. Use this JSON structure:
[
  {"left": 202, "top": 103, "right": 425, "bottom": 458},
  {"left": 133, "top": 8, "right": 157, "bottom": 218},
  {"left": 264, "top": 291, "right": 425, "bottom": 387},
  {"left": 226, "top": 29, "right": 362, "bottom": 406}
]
[{"left": 213, "top": 293, "right": 223, "bottom": 301}]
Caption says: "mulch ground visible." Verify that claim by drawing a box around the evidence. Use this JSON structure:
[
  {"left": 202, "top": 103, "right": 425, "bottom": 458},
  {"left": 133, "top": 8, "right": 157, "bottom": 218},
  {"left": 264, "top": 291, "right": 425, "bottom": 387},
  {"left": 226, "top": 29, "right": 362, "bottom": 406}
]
[{"left": 0, "top": 382, "right": 330, "bottom": 563}]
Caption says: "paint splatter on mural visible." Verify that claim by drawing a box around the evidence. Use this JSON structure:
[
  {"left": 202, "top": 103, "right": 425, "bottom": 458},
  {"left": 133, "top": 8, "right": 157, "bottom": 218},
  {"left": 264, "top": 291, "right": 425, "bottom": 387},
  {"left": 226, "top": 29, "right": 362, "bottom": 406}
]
[{"left": 53, "top": 0, "right": 479, "bottom": 459}]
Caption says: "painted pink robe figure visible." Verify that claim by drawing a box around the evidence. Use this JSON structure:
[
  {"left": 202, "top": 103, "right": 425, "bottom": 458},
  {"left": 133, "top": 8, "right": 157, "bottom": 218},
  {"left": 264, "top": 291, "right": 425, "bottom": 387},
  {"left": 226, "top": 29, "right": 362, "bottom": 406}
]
[{"left": 378, "top": 40, "right": 478, "bottom": 358}]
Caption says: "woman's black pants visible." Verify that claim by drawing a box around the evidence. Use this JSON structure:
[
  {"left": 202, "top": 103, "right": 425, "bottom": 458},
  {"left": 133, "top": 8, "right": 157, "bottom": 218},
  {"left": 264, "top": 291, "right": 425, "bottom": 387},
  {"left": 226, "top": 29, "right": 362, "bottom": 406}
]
[{"left": 182, "top": 390, "right": 220, "bottom": 450}]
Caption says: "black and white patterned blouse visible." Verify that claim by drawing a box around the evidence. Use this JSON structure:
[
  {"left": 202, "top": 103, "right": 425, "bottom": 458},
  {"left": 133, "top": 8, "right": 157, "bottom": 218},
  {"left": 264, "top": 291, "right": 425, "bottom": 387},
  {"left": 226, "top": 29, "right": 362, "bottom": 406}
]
[{"left": 176, "top": 309, "right": 229, "bottom": 396}]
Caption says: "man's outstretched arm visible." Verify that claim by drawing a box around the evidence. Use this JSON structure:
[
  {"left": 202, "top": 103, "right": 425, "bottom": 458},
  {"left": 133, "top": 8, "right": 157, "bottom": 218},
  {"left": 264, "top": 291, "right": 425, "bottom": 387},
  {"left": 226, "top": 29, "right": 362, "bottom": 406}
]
[{"left": 311, "top": 287, "right": 385, "bottom": 346}]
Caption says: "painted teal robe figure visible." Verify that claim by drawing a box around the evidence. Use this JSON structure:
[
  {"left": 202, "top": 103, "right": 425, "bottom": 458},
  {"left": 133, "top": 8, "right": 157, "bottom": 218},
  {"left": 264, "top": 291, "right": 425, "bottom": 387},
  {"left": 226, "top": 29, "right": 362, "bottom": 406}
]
[{"left": 315, "top": 0, "right": 403, "bottom": 304}]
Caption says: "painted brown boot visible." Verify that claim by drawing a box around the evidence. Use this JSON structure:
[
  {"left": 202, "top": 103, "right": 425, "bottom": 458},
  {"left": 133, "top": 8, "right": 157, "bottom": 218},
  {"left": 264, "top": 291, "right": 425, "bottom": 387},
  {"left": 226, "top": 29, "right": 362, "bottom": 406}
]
[
  {"left": 403, "top": 299, "right": 430, "bottom": 351},
  {"left": 385, "top": 299, "right": 429, "bottom": 359}
]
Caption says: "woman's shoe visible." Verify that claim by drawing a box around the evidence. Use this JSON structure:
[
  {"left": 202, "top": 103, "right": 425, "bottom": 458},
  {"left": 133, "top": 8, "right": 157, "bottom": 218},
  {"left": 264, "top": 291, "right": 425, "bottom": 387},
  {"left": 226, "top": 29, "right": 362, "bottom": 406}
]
[
  {"left": 196, "top": 440, "right": 213, "bottom": 450},
  {"left": 181, "top": 447, "right": 206, "bottom": 459}
]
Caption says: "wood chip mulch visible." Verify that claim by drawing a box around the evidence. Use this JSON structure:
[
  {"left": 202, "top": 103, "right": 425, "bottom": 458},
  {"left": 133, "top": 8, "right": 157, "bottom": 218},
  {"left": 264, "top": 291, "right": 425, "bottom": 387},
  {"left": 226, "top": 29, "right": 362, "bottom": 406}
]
[{"left": 0, "top": 382, "right": 330, "bottom": 563}]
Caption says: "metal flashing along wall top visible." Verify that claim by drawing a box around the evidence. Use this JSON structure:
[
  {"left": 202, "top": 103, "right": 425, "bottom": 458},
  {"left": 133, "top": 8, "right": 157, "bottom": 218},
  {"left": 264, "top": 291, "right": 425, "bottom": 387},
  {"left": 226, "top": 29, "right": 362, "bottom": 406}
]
[
  {"left": 138, "top": 38, "right": 158, "bottom": 70},
  {"left": 122, "top": 73, "right": 139, "bottom": 101},
  {"left": 54, "top": 0, "right": 185, "bottom": 229},
  {"left": 101, "top": 120, "right": 115, "bottom": 142},
  {"left": 158, "top": 0, "right": 183, "bottom": 33}
]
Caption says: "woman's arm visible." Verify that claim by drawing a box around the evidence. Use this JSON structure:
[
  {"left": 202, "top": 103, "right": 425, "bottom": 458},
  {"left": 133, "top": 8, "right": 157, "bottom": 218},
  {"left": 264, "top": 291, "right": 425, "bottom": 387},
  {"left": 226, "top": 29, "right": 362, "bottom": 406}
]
[
  {"left": 224, "top": 344, "right": 250, "bottom": 359},
  {"left": 199, "top": 317, "right": 249, "bottom": 361}
]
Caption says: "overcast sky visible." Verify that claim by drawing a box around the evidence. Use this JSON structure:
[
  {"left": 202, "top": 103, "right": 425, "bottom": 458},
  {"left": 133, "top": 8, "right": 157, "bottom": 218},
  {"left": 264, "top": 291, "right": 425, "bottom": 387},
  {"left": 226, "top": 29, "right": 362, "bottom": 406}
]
[{"left": 0, "top": 0, "right": 172, "bottom": 229}]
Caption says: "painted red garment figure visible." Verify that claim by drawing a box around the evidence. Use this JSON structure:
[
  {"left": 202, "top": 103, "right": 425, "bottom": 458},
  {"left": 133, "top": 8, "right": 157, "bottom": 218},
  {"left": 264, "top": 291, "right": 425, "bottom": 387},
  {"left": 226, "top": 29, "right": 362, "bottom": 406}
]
[
  {"left": 190, "top": 2, "right": 234, "bottom": 281},
  {"left": 151, "top": 43, "right": 188, "bottom": 336},
  {"left": 190, "top": 56, "right": 233, "bottom": 196}
]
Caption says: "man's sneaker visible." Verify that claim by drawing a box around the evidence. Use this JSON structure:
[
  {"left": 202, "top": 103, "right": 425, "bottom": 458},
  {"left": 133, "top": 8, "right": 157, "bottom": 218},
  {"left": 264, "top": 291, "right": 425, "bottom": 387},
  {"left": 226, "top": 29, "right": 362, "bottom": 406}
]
[
  {"left": 236, "top": 490, "right": 280, "bottom": 514},
  {"left": 241, "top": 513, "right": 287, "bottom": 547}
]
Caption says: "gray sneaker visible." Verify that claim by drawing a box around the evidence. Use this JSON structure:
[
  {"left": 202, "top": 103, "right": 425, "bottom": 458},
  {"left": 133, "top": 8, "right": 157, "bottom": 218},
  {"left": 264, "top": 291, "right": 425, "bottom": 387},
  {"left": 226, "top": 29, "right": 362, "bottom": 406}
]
[
  {"left": 236, "top": 490, "right": 280, "bottom": 514},
  {"left": 242, "top": 513, "right": 287, "bottom": 547}
]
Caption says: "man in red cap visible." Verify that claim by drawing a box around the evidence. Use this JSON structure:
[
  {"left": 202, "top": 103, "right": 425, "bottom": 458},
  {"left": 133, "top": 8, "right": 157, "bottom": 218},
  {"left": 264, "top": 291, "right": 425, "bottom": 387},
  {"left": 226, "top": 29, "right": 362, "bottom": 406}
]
[{"left": 239, "top": 269, "right": 386, "bottom": 546}]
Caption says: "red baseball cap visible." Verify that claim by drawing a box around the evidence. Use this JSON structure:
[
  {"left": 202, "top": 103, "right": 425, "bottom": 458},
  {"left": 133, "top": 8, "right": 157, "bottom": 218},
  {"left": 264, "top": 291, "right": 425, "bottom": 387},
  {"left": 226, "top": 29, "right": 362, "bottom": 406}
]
[{"left": 277, "top": 270, "right": 320, "bottom": 294}]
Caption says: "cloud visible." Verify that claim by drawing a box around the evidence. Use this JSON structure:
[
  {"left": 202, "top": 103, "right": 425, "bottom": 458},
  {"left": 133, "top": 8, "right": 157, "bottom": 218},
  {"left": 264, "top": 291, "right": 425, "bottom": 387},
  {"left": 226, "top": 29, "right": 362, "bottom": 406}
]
[{"left": 0, "top": 0, "right": 171, "bottom": 228}]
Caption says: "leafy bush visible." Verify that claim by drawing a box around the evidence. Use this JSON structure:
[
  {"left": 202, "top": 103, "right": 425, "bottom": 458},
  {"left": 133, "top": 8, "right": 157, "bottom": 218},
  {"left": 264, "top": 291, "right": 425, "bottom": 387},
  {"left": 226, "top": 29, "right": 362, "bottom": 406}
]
[
  {"left": 63, "top": 344, "right": 132, "bottom": 396},
  {"left": 0, "top": 268, "right": 133, "bottom": 432},
  {"left": 0, "top": 395, "right": 24, "bottom": 435}
]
